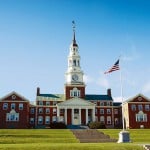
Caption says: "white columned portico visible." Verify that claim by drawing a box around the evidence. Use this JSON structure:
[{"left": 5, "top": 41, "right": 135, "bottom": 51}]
[
  {"left": 65, "top": 108, "right": 67, "bottom": 124},
  {"left": 86, "top": 108, "right": 88, "bottom": 124}
]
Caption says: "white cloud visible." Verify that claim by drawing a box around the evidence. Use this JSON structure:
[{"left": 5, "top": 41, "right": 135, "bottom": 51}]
[{"left": 113, "top": 96, "right": 130, "bottom": 102}]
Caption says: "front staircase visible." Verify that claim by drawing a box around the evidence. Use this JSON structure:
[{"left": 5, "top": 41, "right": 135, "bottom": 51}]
[{"left": 71, "top": 129, "right": 117, "bottom": 143}]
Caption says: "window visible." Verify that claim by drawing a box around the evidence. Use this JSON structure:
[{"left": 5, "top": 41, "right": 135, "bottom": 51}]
[
  {"left": 3, "top": 103, "right": 8, "bottom": 110},
  {"left": 107, "top": 116, "right": 111, "bottom": 124},
  {"left": 95, "top": 108, "right": 97, "bottom": 114},
  {"left": 145, "top": 105, "right": 149, "bottom": 111},
  {"left": 100, "top": 109, "right": 104, "bottom": 114},
  {"left": 70, "top": 88, "right": 80, "bottom": 97},
  {"left": 59, "top": 116, "right": 64, "bottom": 122},
  {"left": 136, "top": 111, "right": 147, "bottom": 122},
  {"left": 107, "top": 102, "right": 110, "bottom": 106},
  {"left": 114, "top": 109, "right": 118, "bottom": 114},
  {"left": 52, "top": 116, "right": 57, "bottom": 122},
  {"left": 53, "top": 108, "right": 57, "bottom": 114},
  {"left": 107, "top": 109, "right": 111, "bottom": 114},
  {"left": 100, "top": 102, "right": 104, "bottom": 106},
  {"left": 138, "top": 105, "right": 143, "bottom": 111},
  {"left": 45, "top": 108, "right": 50, "bottom": 114},
  {"left": 45, "top": 116, "right": 50, "bottom": 124},
  {"left": 100, "top": 116, "right": 105, "bottom": 123},
  {"left": 39, "top": 101, "right": 43, "bottom": 106},
  {"left": 38, "top": 108, "right": 43, "bottom": 114},
  {"left": 30, "top": 118, "right": 34, "bottom": 124},
  {"left": 11, "top": 103, "right": 15, "bottom": 109},
  {"left": 30, "top": 108, "right": 35, "bottom": 114},
  {"left": 115, "top": 118, "right": 119, "bottom": 125},
  {"left": 6, "top": 110, "right": 19, "bottom": 121},
  {"left": 60, "top": 109, "right": 64, "bottom": 114},
  {"left": 46, "top": 101, "right": 50, "bottom": 106},
  {"left": 38, "top": 116, "right": 43, "bottom": 124},
  {"left": 74, "top": 109, "right": 79, "bottom": 114},
  {"left": 131, "top": 104, "right": 136, "bottom": 111},
  {"left": 19, "top": 103, "right": 23, "bottom": 110}
]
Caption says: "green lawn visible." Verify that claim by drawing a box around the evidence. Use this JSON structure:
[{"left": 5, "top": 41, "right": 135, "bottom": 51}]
[{"left": 0, "top": 129, "right": 148, "bottom": 150}]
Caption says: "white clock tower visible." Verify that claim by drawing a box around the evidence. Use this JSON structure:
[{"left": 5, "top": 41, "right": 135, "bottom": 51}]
[{"left": 65, "top": 22, "right": 85, "bottom": 100}]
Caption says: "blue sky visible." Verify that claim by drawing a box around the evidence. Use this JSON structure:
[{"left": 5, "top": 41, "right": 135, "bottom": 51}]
[{"left": 0, "top": 0, "right": 150, "bottom": 101}]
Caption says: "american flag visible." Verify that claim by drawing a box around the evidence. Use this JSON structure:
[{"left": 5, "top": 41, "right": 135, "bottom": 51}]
[{"left": 104, "top": 59, "right": 120, "bottom": 74}]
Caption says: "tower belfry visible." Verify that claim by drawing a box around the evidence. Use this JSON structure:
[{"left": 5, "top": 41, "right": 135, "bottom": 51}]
[{"left": 65, "top": 21, "right": 85, "bottom": 100}]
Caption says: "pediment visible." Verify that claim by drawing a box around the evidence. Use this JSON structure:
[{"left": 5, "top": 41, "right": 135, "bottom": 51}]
[
  {"left": 0, "top": 91, "right": 29, "bottom": 102},
  {"left": 126, "top": 94, "right": 150, "bottom": 103},
  {"left": 57, "top": 97, "right": 95, "bottom": 107}
]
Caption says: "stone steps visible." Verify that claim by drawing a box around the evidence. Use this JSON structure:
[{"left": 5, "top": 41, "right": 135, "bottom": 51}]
[{"left": 71, "top": 129, "right": 117, "bottom": 143}]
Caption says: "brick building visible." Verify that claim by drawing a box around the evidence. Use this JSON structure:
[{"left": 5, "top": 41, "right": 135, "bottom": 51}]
[{"left": 0, "top": 27, "right": 150, "bottom": 129}]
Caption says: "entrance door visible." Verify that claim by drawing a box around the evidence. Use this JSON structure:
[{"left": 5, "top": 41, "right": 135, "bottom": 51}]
[{"left": 74, "top": 114, "right": 79, "bottom": 125}]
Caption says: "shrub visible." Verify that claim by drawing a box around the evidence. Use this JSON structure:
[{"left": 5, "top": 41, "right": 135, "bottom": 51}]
[
  {"left": 88, "top": 122, "right": 106, "bottom": 129},
  {"left": 50, "top": 122, "right": 67, "bottom": 129}
]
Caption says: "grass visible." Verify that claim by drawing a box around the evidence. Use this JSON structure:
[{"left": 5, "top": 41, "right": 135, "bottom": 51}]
[{"left": 0, "top": 129, "right": 149, "bottom": 150}]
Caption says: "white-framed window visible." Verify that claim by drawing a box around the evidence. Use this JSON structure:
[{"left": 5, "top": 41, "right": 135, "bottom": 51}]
[
  {"left": 100, "top": 116, "right": 105, "bottom": 123},
  {"left": 59, "top": 116, "right": 64, "bottom": 122},
  {"left": 138, "top": 105, "right": 143, "bottom": 111},
  {"left": 60, "top": 109, "right": 64, "bottom": 114},
  {"left": 53, "top": 108, "right": 57, "bottom": 114},
  {"left": 52, "top": 116, "right": 57, "bottom": 122},
  {"left": 11, "top": 103, "right": 15, "bottom": 109},
  {"left": 131, "top": 104, "right": 136, "bottom": 111},
  {"left": 45, "top": 116, "right": 50, "bottom": 124},
  {"left": 115, "top": 118, "right": 119, "bottom": 125},
  {"left": 100, "top": 102, "right": 104, "bottom": 106},
  {"left": 38, "top": 108, "right": 43, "bottom": 114},
  {"left": 136, "top": 111, "right": 147, "bottom": 122},
  {"left": 114, "top": 109, "right": 118, "bottom": 114},
  {"left": 107, "top": 116, "right": 111, "bottom": 124},
  {"left": 45, "top": 108, "right": 50, "bottom": 114},
  {"left": 95, "top": 108, "right": 98, "bottom": 114},
  {"left": 19, "top": 103, "right": 23, "bottom": 110},
  {"left": 38, "top": 116, "right": 43, "bottom": 124},
  {"left": 30, "top": 108, "right": 35, "bottom": 114},
  {"left": 70, "top": 87, "right": 80, "bottom": 97},
  {"left": 30, "top": 118, "right": 34, "bottom": 124},
  {"left": 100, "top": 109, "right": 104, "bottom": 114},
  {"left": 39, "top": 101, "right": 43, "bottom": 106},
  {"left": 6, "top": 111, "right": 19, "bottom": 121},
  {"left": 145, "top": 105, "right": 149, "bottom": 111},
  {"left": 107, "top": 109, "right": 111, "bottom": 114},
  {"left": 46, "top": 101, "right": 50, "bottom": 106},
  {"left": 107, "top": 102, "right": 110, "bottom": 106},
  {"left": 3, "top": 103, "right": 8, "bottom": 110}
]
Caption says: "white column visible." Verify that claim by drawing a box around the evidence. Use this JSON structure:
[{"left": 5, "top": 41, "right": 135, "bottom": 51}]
[
  {"left": 86, "top": 108, "right": 88, "bottom": 124},
  {"left": 79, "top": 108, "right": 81, "bottom": 125},
  {"left": 57, "top": 108, "right": 60, "bottom": 122},
  {"left": 92, "top": 108, "right": 96, "bottom": 122},
  {"left": 72, "top": 108, "right": 74, "bottom": 125},
  {"left": 65, "top": 108, "right": 67, "bottom": 125}
]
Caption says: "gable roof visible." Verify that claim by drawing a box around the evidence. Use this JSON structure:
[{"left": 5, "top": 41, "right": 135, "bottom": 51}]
[
  {"left": 85, "top": 94, "right": 113, "bottom": 101},
  {"left": 0, "top": 91, "right": 29, "bottom": 102},
  {"left": 57, "top": 97, "right": 95, "bottom": 107},
  {"left": 37, "top": 94, "right": 65, "bottom": 101},
  {"left": 124, "top": 93, "right": 150, "bottom": 103}
]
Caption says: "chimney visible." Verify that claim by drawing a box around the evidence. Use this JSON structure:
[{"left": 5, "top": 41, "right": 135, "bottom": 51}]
[
  {"left": 107, "top": 88, "right": 111, "bottom": 97},
  {"left": 37, "top": 87, "right": 40, "bottom": 96}
]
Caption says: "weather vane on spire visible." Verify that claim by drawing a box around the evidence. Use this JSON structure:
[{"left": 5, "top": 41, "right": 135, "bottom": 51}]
[{"left": 72, "top": 20, "right": 75, "bottom": 32}]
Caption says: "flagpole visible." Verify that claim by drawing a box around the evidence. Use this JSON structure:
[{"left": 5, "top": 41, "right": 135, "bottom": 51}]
[{"left": 119, "top": 64, "right": 125, "bottom": 131}]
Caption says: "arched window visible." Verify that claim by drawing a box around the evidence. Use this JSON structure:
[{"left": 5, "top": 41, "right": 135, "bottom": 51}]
[{"left": 70, "top": 87, "right": 80, "bottom": 97}]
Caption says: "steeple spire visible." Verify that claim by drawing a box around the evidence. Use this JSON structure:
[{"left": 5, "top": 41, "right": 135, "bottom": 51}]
[{"left": 72, "top": 21, "right": 78, "bottom": 47}]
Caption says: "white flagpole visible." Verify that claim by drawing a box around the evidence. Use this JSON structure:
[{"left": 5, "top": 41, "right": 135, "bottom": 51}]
[{"left": 119, "top": 63, "right": 125, "bottom": 131}]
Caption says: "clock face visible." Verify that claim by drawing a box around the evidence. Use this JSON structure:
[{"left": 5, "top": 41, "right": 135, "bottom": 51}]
[{"left": 72, "top": 74, "right": 78, "bottom": 81}]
